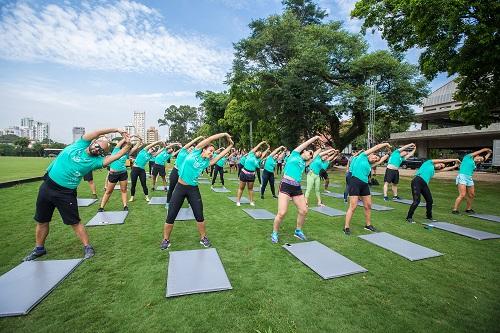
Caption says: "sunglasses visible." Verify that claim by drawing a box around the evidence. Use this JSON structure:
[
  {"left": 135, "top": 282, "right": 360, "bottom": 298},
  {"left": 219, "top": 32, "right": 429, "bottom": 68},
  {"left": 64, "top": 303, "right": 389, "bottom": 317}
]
[{"left": 92, "top": 143, "right": 106, "bottom": 157}]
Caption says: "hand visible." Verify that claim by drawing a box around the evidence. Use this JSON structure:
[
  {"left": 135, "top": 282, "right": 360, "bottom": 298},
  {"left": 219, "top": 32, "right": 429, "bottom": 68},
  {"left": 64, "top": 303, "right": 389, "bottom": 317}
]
[{"left": 228, "top": 137, "right": 234, "bottom": 146}]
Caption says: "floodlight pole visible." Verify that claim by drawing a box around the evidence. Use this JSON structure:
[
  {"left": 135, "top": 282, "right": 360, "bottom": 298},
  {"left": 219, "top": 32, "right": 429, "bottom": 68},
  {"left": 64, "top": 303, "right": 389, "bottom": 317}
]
[
  {"left": 367, "top": 76, "right": 379, "bottom": 149},
  {"left": 250, "top": 121, "right": 253, "bottom": 147}
]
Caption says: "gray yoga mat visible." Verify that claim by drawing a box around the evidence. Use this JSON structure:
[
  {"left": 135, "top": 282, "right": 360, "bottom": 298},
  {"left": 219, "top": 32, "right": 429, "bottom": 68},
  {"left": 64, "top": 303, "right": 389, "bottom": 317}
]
[
  {"left": 175, "top": 208, "right": 196, "bottom": 221},
  {"left": 357, "top": 201, "right": 394, "bottom": 211},
  {"left": 468, "top": 214, "right": 500, "bottom": 223},
  {"left": 393, "top": 198, "right": 426, "bottom": 207},
  {"left": 283, "top": 241, "right": 367, "bottom": 279},
  {"left": 198, "top": 180, "right": 211, "bottom": 184},
  {"left": 323, "top": 192, "right": 345, "bottom": 199},
  {"left": 166, "top": 248, "right": 232, "bottom": 297},
  {"left": 242, "top": 209, "right": 276, "bottom": 220},
  {"left": 370, "top": 191, "right": 382, "bottom": 195},
  {"left": 426, "top": 222, "right": 500, "bottom": 240},
  {"left": 358, "top": 232, "right": 442, "bottom": 261},
  {"left": 86, "top": 211, "right": 128, "bottom": 226},
  {"left": 310, "top": 206, "right": 345, "bottom": 217},
  {"left": 0, "top": 259, "right": 83, "bottom": 317},
  {"left": 211, "top": 187, "right": 231, "bottom": 193},
  {"left": 149, "top": 196, "right": 168, "bottom": 205},
  {"left": 327, "top": 183, "right": 341, "bottom": 188},
  {"left": 253, "top": 186, "right": 261, "bottom": 192},
  {"left": 156, "top": 186, "right": 169, "bottom": 191},
  {"left": 227, "top": 196, "right": 250, "bottom": 204},
  {"left": 77, "top": 198, "right": 97, "bottom": 207},
  {"left": 113, "top": 185, "right": 120, "bottom": 190}
]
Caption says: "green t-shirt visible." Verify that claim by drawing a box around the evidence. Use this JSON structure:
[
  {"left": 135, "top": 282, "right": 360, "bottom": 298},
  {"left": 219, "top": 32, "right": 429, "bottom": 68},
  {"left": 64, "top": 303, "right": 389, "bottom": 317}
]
[
  {"left": 351, "top": 152, "right": 371, "bottom": 183},
  {"left": 174, "top": 147, "right": 188, "bottom": 169},
  {"left": 264, "top": 156, "right": 277, "bottom": 172},
  {"left": 459, "top": 154, "right": 476, "bottom": 176},
  {"left": 149, "top": 155, "right": 156, "bottom": 162},
  {"left": 214, "top": 153, "right": 226, "bottom": 167},
  {"left": 283, "top": 150, "right": 306, "bottom": 182},
  {"left": 321, "top": 160, "right": 330, "bottom": 170},
  {"left": 388, "top": 150, "right": 403, "bottom": 168},
  {"left": 154, "top": 150, "right": 171, "bottom": 165},
  {"left": 133, "top": 149, "right": 152, "bottom": 169},
  {"left": 48, "top": 138, "right": 104, "bottom": 189},
  {"left": 348, "top": 156, "right": 358, "bottom": 172},
  {"left": 239, "top": 155, "right": 247, "bottom": 166},
  {"left": 309, "top": 155, "right": 323, "bottom": 175},
  {"left": 243, "top": 152, "right": 259, "bottom": 171},
  {"left": 416, "top": 160, "right": 435, "bottom": 184},
  {"left": 179, "top": 148, "right": 210, "bottom": 186},
  {"left": 109, "top": 147, "right": 128, "bottom": 172}
]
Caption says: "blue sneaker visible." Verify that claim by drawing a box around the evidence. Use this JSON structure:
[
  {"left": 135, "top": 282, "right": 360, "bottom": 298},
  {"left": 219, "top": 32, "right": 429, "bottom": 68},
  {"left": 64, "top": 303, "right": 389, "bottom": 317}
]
[
  {"left": 294, "top": 229, "right": 307, "bottom": 241},
  {"left": 271, "top": 231, "right": 279, "bottom": 243}
]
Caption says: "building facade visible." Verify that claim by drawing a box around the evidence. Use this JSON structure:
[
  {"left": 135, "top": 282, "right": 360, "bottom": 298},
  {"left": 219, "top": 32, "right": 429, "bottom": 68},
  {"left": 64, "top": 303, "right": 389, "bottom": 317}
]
[
  {"left": 72, "top": 127, "right": 85, "bottom": 142},
  {"left": 133, "top": 111, "right": 145, "bottom": 140},
  {"left": 124, "top": 125, "right": 136, "bottom": 137},
  {"left": 146, "top": 126, "right": 159, "bottom": 143},
  {"left": 390, "top": 80, "right": 500, "bottom": 158}
]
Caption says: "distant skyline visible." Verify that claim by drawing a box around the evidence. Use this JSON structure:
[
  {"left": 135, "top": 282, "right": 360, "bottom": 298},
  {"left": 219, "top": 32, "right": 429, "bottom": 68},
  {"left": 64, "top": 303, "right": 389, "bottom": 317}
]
[{"left": 0, "top": 0, "right": 452, "bottom": 143}]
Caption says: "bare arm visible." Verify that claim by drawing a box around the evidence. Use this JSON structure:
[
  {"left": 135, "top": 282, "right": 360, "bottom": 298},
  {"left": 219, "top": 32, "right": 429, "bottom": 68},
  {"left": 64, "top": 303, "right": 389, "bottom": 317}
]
[
  {"left": 129, "top": 136, "right": 143, "bottom": 155},
  {"left": 210, "top": 138, "right": 234, "bottom": 166},
  {"left": 103, "top": 138, "right": 131, "bottom": 167},
  {"left": 196, "top": 133, "right": 230, "bottom": 149},
  {"left": 312, "top": 148, "right": 322, "bottom": 158},
  {"left": 251, "top": 141, "right": 267, "bottom": 153},
  {"left": 365, "top": 143, "right": 391, "bottom": 156},
  {"left": 439, "top": 162, "right": 460, "bottom": 172},
  {"left": 319, "top": 148, "right": 336, "bottom": 157},
  {"left": 470, "top": 148, "right": 491, "bottom": 158},
  {"left": 405, "top": 146, "right": 417, "bottom": 160},
  {"left": 183, "top": 136, "right": 205, "bottom": 150},
  {"left": 294, "top": 136, "right": 321, "bottom": 152},
  {"left": 432, "top": 159, "right": 460, "bottom": 164},
  {"left": 372, "top": 154, "right": 390, "bottom": 167},
  {"left": 398, "top": 143, "right": 415, "bottom": 152},
  {"left": 144, "top": 140, "right": 165, "bottom": 152},
  {"left": 83, "top": 128, "right": 124, "bottom": 141}
]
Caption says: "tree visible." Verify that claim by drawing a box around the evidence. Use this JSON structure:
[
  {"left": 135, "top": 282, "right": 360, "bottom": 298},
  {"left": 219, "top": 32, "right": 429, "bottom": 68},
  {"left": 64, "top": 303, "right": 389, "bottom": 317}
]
[
  {"left": 228, "top": 1, "right": 428, "bottom": 150},
  {"left": 0, "top": 134, "right": 20, "bottom": 144},
  {"left": 14, "top": 137, "right": 30, "bottom": 149},
  {"left": 32, "top": 142, "right": 45, "bottom": 157},
  {"left": 352, "top": 0, "right": 500, "bottom": 127},
  {"left": 158, "top": 105, "right": 200, "bottom": 143}
]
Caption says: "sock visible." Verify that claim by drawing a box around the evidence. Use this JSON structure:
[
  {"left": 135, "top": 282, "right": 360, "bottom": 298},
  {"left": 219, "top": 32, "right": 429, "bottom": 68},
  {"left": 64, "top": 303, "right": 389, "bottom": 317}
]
[{"left": 36, "top": 246, "right": 45, "bottom": 251}]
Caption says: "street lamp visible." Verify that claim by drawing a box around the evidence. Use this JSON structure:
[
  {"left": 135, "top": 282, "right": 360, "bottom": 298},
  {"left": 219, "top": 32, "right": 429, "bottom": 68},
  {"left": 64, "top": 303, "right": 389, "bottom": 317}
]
[{"left": 367, "top": 76, "right": 380, "bottom": 149}]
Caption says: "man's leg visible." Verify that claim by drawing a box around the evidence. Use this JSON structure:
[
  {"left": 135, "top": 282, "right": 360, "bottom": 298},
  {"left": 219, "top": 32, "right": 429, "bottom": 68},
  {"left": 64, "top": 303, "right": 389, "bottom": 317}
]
[{"left": 71, "top": 223, "right": 90, "bottom": 246}]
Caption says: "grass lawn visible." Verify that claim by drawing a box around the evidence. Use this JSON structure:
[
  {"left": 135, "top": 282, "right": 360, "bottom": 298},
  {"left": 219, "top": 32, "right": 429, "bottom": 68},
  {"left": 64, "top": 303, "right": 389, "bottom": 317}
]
[
  {"left": 0, "top": 157, "right": 53, "bottom": 182},
  {"left": 0, "top": 164, "right": 499, "bottom": 332}
]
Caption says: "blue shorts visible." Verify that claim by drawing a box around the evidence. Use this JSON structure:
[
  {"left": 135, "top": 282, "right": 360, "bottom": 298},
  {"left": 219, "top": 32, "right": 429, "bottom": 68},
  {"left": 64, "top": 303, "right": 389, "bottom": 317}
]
[{"left": 456, "top": 174, "right": 474, "bottom": 187}]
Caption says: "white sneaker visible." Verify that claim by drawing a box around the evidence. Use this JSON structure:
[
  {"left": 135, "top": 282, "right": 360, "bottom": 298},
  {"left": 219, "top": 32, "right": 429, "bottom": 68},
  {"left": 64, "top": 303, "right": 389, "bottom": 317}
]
[
  {"left": 211, "top": 186, "right": 214, "bottom": 190},
  {"left": 250, "top": 202, "right": 255, "bottom": 206},
  {"left": 145, "top": 195, "right": 150, "bottom": 202},
  {"left": 128, "top": 196, "right": 134, "bottom": 202},
  {"left": 236, "top": 202, "right": 241, "bottom": 207}
]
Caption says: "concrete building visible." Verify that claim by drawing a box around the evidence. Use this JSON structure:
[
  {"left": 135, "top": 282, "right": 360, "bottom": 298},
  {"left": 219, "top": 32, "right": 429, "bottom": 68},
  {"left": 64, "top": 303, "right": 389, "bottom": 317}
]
[
  {"left": 21, "top": 117, "right": 34, "bottom": 128},
  {"left": 124, "top": 125, "right": 136, "bottom": 137},
  {"left": 72, "top": 127, "right": 85, "bottom": 142},
  {"left": 133, "top": 111, "right": 145, "bottom": 140},
  {"left": 146, "top": 126, "right": 159, "bottom": 143},
  {"left": 34, "top": 122, "right": 50, "bottom": 142},
  {"left": 390, "top": 80, "right": 500, "bottom": 158}
]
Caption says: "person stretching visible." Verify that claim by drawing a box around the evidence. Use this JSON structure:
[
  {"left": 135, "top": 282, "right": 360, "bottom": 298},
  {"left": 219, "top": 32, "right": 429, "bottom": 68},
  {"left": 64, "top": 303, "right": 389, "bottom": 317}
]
[
  {"left": 271, "top": 136, "right": 322, "bottom": 243},
  {"left": 160, "top": 133, "right": 233, "bottom": 249},
  {"left": 151, "top": 143, "right": 181, "bottom": 191},
  {"left": 261, "top": 146, "right": 286, "bottom": 199},
  {"left": 406, "top": 159, "right": 460, "bottom": 223},
  {"left": 236, "top": 141, "right": 269, "bottom": 206},
  {"left": 383, "top": 143, "right": 416, "bottom": 201},
  {"left": 319, "top": 149, "right": 339, "bottom": 191},
  {"left": 452, "top": 148, "right": 492, "bottom": 214},
  {"left": 305, "top": 147, "right": 336, "bottom": 207},
  {"left": 211, "top": 147, "right": 228, "bottom": 189},
  {"left": 129, "top": 140, "right": 164, "bottom": 202}
]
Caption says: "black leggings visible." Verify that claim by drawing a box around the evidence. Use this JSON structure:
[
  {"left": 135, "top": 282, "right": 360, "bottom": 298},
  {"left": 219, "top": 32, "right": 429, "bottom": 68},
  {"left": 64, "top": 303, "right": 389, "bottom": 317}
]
[
  {"left": 256, "top": 168, "right": 262, "bottom": 184},
  {"left": 167, "top": 167, "right": 179, "bottom": 203},
  {"left": 344, "top": 172, "right": 352, "bottom": 201},
  {"left": 148, "top": 161, "right": 155, "bottom": 175},
  {"left": 130, "top": 167, "right": 148, "bottom": 196},
  {"left": 166, "top": 183, "right": 204, "bottom": 224},
  {"left": 237, "top": 163, "right": 243, "bottom": 177},
  {"left": 261, "top": 170, "right": 276, "bottom": 196},
  {"left": 276, "top": 163, "right": 283, "bottom": 175},
  {"left": 211, "top": 165, "right": 225, "bottom": 185},
  {"left": 406, "top": 176, "right": 433, "bottom": 219}
]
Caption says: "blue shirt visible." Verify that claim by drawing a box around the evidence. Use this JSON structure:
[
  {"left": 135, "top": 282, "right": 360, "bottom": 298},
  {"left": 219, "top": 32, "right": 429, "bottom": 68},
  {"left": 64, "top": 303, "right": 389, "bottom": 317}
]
[
  {"left": 179, "top": 148, "right": 211, "bottom": 186},
  {"left": 283, "top": 151, "right": 306, "bottom": 182},
  {"left": 109, "top": 147, "right": 128, "bottom": 172},
  {"left": 264, "top": 156, "right": 277, "bottom": 172},
  {"left": 154, "top": 150, "right": 171, "bottom": 165},
  {"left": 133, "top": 149, "right": 152, "bottom": 169},
  {"left": 243, "top": 152, "right": 259, "bottom": 171}
]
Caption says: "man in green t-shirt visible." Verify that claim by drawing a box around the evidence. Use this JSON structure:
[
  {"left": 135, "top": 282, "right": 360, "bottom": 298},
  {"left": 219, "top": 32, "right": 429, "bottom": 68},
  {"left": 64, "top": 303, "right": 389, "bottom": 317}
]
[{"left": 23, "top": 128, "right": 131, "bottom": 262}]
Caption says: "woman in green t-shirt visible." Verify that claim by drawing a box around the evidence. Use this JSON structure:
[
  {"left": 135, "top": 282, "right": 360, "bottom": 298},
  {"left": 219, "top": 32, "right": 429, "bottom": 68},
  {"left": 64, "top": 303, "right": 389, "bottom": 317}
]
[
  {"left": 383, "top": 143, "right": 416, "bottom": 201},
  {"left": 236, "top": 141, "right": 269, "bottom": 206},
  {"left": 304, "top": 147, "right": 337, "bottom": 207}
]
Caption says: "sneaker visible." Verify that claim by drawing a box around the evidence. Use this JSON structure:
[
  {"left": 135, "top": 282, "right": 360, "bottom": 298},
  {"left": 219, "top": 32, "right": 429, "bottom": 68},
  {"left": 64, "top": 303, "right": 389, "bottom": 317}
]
[
  {"left": 271, "top": 231, "right": 279, "bottom": 243},
  {"left": 250, "top": 202, "right": 255, "bottom": 206},
  {"left": 465, "top": 209, "right": 476, "bottom": 214},
  {"left": 406, "top": 218, "right": 415, "bottom": 224},
  {"left": 23, "top": 247, "right": 47, "bottom": 261},
  {"left": 151, "top": 187, "right": 155, "bottom": 191},
  {"left": 393, "top": 196, "right": 401, "bottom": 200},
  {"left": 383, "top": 196, "right": 389, "bottom": 201},
  {"left": 129, "top": 196, "right": 134, "bottom": 202},
  {"left": 325, "top": 190, "right": 331, "bottom": 193},
  {"left": 236, "top": 202, "right": 241, "bottom": 207},
  {"left": 200, "top": 236, "right": 212, "bottom": 248},
  {"left": 364, "top": 225, "right": 377, "bottom": 232},
  {"left": 261, "top": 195, "right": 264, "bottom": 200},
  {"left": 425, "top": 218, "right": 437, "bottom": 223},
  {"left": 84, "top": 245, "right": 95, "bottom": 259},
  {"left": 145, "top": 195, "right": 150, "bottom": 202},
  {"left": 273, "top": 195, "right": 278, "bottom": 199},
  {"left": 211, "top": 186, "right": 214, "bottom": 190},
  {"left": 160, "top": 239, "right": 171, "bottom": 250},
  {"left": 294, "top": 229, "right": 307, "bottom": 241},
  {"left": 123, "top": 206, "right": 129, "bottom": 211},
  {"left": 91, "top": 193, "right": 98, "bottom": 199},
  {"left": 97, "top": 207, "right": 104, "bottom": 213},
  {"left": 343, "top": 227, "right": 351, "bottom": 235},
  {"left": 451, "top": 210, "right": 459, "bottom": 215}
]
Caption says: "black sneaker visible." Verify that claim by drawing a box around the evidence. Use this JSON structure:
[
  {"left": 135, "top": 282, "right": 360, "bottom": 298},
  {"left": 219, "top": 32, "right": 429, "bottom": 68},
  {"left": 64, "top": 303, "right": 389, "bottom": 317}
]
[
  {"left": 84, "top": 245, "right": 95, "bottom": 259},
  {"left": 451, "top": 210, "right": 459, "bottom": 215},
  {"left": 160, "top": 239, "right": 171, "bottom": 250},
  {"left": 123, "top": 206, "right": 129, "bottom": 211},
  {"left": 393, "top": 196, "right": 401, "bottom": 200},
  {"left": 425, "top": 218, "right": 437, "bottom": 223},
  {"left": 151, "top": 187, "right": 155, "bottom": 191},
  {"left": 383, "top": 196, "right": 389, "bottom": 201},
  {"left": 200, "top": 236, "right": 212, "bottom": 248},
  {"left": 406, "top": 218, "right": 415, "bottom": 224},
  {"left": 261, "top": 195, "right": 264, "bottom": 199},
  {"left": 465, "top": 209, "right": 476, "bottom": 214},
  {"left": 343, "top": 227, "right": 351, "bottom": 235},
  {"left": 23, "top": 247, "right": 47, "bottom": 261},
  {"left": 91, "top": 193, "right": 98, "bottom": 199},
  {"left": 97, "top": 207, "right": 104, "bottom": 213},
  {"left": 273, "top": 195, "right": 278, "bottom": 199},
  {"left": 364, "top": 225, "right": 377, "bottom": 232}
]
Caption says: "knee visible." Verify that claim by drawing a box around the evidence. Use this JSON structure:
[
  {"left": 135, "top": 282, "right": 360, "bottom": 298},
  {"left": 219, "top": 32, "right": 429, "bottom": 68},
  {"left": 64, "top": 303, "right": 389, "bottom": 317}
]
[
  {"left": 105, "top": 189, "right": 113, "bottom": 195},
  {"left": 457, "top": 192, "right": 466, "bottom": 199},
  {"left": 468, "top": 192, "right": 475, "bottom": 199},
  {"left": 298, "top": 207, "right": 308, "bottom": 216},
  {"left": 276, "top": 211, "right": 287, "bottom": 220},
  {"left": 120, "top": 188, "right": 127, "bottom": 194},
  {"left": 364, "top": 203, "right": 372, "bottom": 210}
]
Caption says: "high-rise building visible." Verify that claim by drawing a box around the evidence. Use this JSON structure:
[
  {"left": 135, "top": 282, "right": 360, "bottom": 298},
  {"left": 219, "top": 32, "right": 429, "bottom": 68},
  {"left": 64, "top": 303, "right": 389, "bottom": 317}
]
[
  {"left": 34, "top": 122, "right": 50, "bottom": 142},
  {"left": 133, "top": 111, "right": 145, "bottom": 140},
  {"left": 124, "top": 125, "right": 136, "bottom": 137},
  {"left": 72, "top": 127, "right": 85, "bottom": 142},
  {"left": 21, "top": 117, "right": 34, "bottom": 128},
  {"left": 146, "top": 126, "right": 159, "bottom": 143}
]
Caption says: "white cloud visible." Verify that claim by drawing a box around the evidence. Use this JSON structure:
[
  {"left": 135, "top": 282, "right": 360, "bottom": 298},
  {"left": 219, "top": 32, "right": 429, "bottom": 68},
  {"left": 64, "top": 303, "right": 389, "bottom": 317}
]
[{"left": 0, "top": 1, "right": 232, "bottom": 83}]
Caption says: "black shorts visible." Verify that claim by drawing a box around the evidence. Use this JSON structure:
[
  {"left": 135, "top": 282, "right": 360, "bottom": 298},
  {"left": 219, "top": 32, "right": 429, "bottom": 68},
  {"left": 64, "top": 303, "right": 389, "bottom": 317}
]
[
  {"left": 34, "top": 177, "right": 80, "bottom": 225},
  {"left": 152, "top": 163, "right": 166, "bottom": 177},
  {"left": 384, "top": 168, "right": 399, "bottom": 184},
  {"left": 349, "top": 176, "right": 371, "bottom": 197},
  {"left": 239, "top": 170, "right": 256, "bottom": 182},
  {"left": 319, "top": 169, "right": 328, "bottom": 180},
  {"left": 108, "top": 171, "right": 128, "bottom": 183},
  {"left": 279, "top": 181, "right": 303, "bottom": 197},
  {"left": 83, "top": 171, "right": 93, "bottom": 182}
]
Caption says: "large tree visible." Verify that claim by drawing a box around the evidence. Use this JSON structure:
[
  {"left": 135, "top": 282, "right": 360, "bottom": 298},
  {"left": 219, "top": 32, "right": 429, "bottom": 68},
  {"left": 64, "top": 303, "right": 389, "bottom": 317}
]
[
  {"left": 227, "top": 0, "right": 428, "bottom": 150},
  {"left": 158, "top": 105, "right": 200, "bottom": 143},
  {"left": 352, "top": 0, "right": 500, "bottom": 127}
]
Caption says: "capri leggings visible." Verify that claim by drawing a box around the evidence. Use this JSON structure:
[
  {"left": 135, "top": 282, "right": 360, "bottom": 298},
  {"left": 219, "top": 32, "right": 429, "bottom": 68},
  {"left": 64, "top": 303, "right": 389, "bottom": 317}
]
[
  {"left": 166, "top": 183, "right": 204, "bottom": 224},
  {"left": 167, "top": 167, "right": 179, "bottom": 203},
  {"left": 211, "top": 165, "right": 225, "bottom": 185},
  {"left": 305, "top": 171, "right": 321, "bottom": 200},
  {"left": 130, "top": 167, "right": 148, "bottom": 196},
  {"left": 406, "top": 176, "right": 433, "bottom": 219}
]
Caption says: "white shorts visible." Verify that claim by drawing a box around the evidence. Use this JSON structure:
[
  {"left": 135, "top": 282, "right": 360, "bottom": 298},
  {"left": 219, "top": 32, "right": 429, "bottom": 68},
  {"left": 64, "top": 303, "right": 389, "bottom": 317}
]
[{"left": 456, "top": 174, "right": 474, "bottom": 187}]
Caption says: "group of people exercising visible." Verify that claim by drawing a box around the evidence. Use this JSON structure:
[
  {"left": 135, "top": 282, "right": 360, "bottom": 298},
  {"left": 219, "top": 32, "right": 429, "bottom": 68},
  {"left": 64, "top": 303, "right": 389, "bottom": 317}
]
[{"left": 23, "top": 127, "right": 493, "bottom": 261}]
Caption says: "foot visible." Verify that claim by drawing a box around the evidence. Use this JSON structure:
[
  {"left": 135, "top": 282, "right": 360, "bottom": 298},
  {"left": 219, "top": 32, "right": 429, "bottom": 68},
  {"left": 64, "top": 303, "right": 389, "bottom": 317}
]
[
  {"left": 23, "top": 247, "right": 47, "bottom": 261},
  {"left": 97, "top": 207, "right": 104, "bottom": 213},
  {"left": 236, "top": 202, "right": 241, "bottom": 207},
  {"left": 151, "top": 187, "right": 155, "bottom": 191},
  {"left": 393, "top": 196, "right": 401, "bottom": 200},
  {"left": 294, "top": 229, "right": 307, "bottom": 241},
  {"left": 383, "top": 196, "right": 389, "bottom": 201},
  {"left": 318, "top": 203, "right": 325, "bottom": 207},
  {"left": 273, "top": 195, "right": 278, "bottom": 199},
  {"left": 343, "top": 227, "right": 351, "bottom": 235},
  {"left": 91, "top": 193, "right": 98, "bottom": 199},
  {"left": 211, "top": 186, "right": 214, "bottom": 190},
  {"left": 465, "top": 209, "right": 476, "bottom": 214},
  {"left": 145, "top": 195, "right": 150, "bottom": 202},
  {"left": 451, "top": 210, "right": 459, "bottom": 214},
  {"left": 160, "top": 239, "right": 171, "bottom": 250},
  {"left": 425, "top": 218, "right": 437, "bottom": 223},
  {"left": 129, "top": 196, "right": 134, "bottom": 202},
  {"left": 364, "top": 225, "right": 377, "bottom": 232},
  {"left": 200, "top": 236, "right": 212, "bottom": 248},
  {"left": 406, "top": 218, "right": 415, "bottom": 224},
  {"left": 84, "top": 245, "right": 95, "bottom": 259},
  {"left": 271, "top": 231, "right": 279, "bottom": 243},
  {"left": 250, "top": 202, "right": 255, "bottom": 206},
  {"left": 261, "top": 195, "right": 264, "bottom": 200},
  {"left": 123, "top": 206, "right": 129, "bottom": 211},
  {"left": 325, "top": 190, "right": 331, "bottom": 193}
]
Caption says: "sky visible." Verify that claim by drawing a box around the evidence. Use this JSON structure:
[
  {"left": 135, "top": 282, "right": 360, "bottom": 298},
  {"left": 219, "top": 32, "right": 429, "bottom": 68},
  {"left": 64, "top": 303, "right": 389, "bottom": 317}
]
[{"left": 0, "top": 0, "right": 452, "bottom": 143}]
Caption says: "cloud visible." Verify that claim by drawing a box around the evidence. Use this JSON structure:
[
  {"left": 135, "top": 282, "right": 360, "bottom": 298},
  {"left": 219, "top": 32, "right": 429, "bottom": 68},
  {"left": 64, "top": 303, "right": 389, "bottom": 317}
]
[{"left": 0, "top": 1, "right": 232, "bottom": 83}]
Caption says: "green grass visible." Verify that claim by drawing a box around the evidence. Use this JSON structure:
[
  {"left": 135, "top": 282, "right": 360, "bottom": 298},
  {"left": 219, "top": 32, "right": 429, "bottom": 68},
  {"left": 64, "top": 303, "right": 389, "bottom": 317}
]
[
  {"left": 0, "top": 165, "right": 499, "bottom": 332},
  {"left": 0, "top": 157, "right": 53, "bottom": 182}
]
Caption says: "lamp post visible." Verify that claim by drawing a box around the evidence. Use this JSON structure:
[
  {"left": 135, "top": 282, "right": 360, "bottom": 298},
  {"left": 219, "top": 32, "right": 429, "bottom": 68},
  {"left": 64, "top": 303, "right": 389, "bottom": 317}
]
[{"left": 367, "top": 76, "right": 380, "bottom": 149}]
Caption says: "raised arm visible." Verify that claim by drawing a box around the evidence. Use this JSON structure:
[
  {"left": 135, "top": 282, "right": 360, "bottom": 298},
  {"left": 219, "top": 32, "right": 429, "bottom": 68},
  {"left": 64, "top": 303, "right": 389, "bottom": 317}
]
[
  {"left": 114, "top": 137, "right": 127, "bottom": 149},
  {"left": 83, "top": 128, "right": 125, "bottom": 141},
  {"left": 210, "top": 138, "right": 234, "bottom": 166},
  {"left": 319, "top": 148, "right": 336, "bottom": 157},
  {"left": 372, "top": 153, "right": 390, "bottom": 167},
  {"left": 432, "top": 158, "right": 461, "bottom": 164},
  {"left": 143, "top": 140, "right": 165, "bottom": 152},
  {"left": 129, "top": 136, "right": 143, "bottom": 155},
  {"left": 251, "top": 141, "right": 268, "bottom": 153},
  {"left": 261, "top": 147, "right": 270, "bottom": 159},
  {"left": 470, "top": 148, "right": 491, "bottom": 158},
  {"left": 326, "top": 151, "right": 340, "bottom": 162},
  {"left": 404, "top": 146, "right": 417, "bottom": 160},
  {"left": 398, "top": 143, "right": 415, "bottom": 152},
  {"left": 483, "top": 149, "right": 493, "bottom": 161},
  {"left": 439, "top": 161, "right": 461, "bottom": 172},
  {"left": 269, "top": 146, "right": 286, "bottom": 158},
  {"left": 365, "top": 142, "right": 391, "bottom": 156},
  {"left": 183, "top": 136, "right": 205, "bottom": 150},
  {"left": 103, "top": 137, "right": 131, "bottom": 167},
  {"left": 294, "top": 136, "right": 321, "bottom": 152},
  {"left": 196, "top": 133, "right": 230, "bottom": 149}
]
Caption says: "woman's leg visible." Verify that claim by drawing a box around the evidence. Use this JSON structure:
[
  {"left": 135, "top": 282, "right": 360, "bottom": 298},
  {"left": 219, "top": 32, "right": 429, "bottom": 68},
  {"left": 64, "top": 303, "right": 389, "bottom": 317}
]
[
  {"left": 420, "top": 183, "right": 434, "bottom": 219},
  {"left": 256, "top": 168, "right": 261, "bottom": 184},
  {"left": 220, "top": 167, "right": 225, "bottom": 186},
  {"left": 344, "top": 195, "right": 359, "bottom": 230},
  {"left": 236, "top": 181, "right": 246, "bottom": 202},
  {"left": 119, "top": 179, "right": 128, "bottom": 207},
  {"left": 261, "top": 170, "right": 270, "bottom": 197},
  {"left": 361, "top": 195, "right": 372, "bottom": 226},
  {"left": 248, "top": 181, "right": 255, "bottom": 203},
  {"left": 453, "top": 184, "right": 467, "bottom": 211},
  {"left": 314, "top": 174, "right": 322, "bottom": 206},
  {"left": 305, "top": 172, "right": 314, "bottom": 205},
  {"left": 211, "top": 165, "right": 219, "bottom": 185},
  {"left": 167, "top": 168, "right": 178, "bottom": 203},
  {"left": 406, "top": 178, "right": 422, "bottom": 220},
  {"left": 99, "top": 179, "right": 115, "bottom": 209},
  {"left": 139, "top": 169, "right": 148, "bottom": 196},
  {"left": 130, "top": 168, "right": 138, "bottom": 197},
  {"left": 465, "top": 185, "right": 475, "bottom": 210},
  {"left": 163, "top": 185, "right": 186, "bottom": 241},
  {"left": 269, "top": 173, "right": 276, "bottom": 197},
  {"left": 273, "top": 192, "right": 290, "bottom": 233},
  {"left": 292, "top": 194, "right": 308, "bottom": 231}
]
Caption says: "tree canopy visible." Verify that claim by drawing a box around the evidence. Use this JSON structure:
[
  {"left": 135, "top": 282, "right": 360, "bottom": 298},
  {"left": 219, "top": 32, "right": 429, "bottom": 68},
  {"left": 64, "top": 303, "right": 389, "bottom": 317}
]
[
  {"left": 352, "top": 0, "right": 500, "bottom": 127},
  {"left": 158, "top": 105, "right": 202, "bottom": 142}
]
